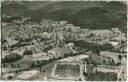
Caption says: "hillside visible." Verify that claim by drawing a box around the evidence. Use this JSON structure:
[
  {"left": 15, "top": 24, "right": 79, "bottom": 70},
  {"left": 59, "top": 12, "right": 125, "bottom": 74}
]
[
  {"left": 69, "top": 7, "right": 110, "bottom": 28},
  {"left": 1, "top": 1, "right": 28, "bottom": 17},
  {"left": 1, "top": 1, "right": 127, "bottom": 33},
  {"left": 69, "top": 6, "right": 127, "bottom": 34}
]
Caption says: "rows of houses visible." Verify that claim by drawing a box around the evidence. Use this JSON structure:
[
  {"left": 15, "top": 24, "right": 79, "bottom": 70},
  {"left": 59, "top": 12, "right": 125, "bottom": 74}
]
[
  {"left": 2, "top": 17, "right": 127, "bottom": 80},
  {"left": 86, "top": 50, "right": 127, "bottom": 66},
  {"left": 93, "top": 65, "right": 126, "bottom": 81},
  {"left": 100, "top": 51, "right": 126, "bottom": 65}
]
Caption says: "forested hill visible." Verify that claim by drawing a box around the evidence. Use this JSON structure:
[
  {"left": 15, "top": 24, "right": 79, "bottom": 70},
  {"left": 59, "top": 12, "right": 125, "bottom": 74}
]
[{"left": 1, "top": 1, "right": 127, "bottom": 34}]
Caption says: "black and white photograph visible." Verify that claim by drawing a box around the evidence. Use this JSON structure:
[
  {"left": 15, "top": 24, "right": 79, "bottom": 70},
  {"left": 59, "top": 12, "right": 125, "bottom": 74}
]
[{"left": 0, "top": 0, "right": 127, "bottom": 81}]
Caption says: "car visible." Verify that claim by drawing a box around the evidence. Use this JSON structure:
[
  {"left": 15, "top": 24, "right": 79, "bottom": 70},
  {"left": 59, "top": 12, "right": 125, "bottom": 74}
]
[{"left": 36, "top": 55, "right": 89, "bottom": 81}]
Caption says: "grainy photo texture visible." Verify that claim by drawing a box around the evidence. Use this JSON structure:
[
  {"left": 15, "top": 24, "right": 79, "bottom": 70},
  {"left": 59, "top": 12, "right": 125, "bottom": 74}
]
[{"left": 0, "top": 0, "right": 127, "bottom": 81}]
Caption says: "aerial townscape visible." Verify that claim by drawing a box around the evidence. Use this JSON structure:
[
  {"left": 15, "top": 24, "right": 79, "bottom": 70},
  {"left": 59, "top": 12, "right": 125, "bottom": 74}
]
[{"left": 1, "top": 1, "right": 127, "bottom": 81}]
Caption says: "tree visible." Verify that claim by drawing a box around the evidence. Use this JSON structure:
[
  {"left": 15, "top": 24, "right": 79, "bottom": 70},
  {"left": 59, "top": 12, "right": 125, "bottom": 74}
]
[
  {"left": 125, "top": 55, "right": 127, "bottom": 59},
  {"left": 117, "top": 62, "right": 121, "bottom": 66},
  {"left": 30, "top": 62, "right": 35, "bottom": 67},
  {"left": 102, "top": 43, "right": 114, "bottom": 51},
  {"left": 89, "top": 33, "right": 95, "bottom": 37},
  {"left": 2, "top": 53, "right": 22, "bottom": 63},
  {"left": 92, "top": 48, "right": 100, "bottom": 54},
  {"left": 37, "top": 60, "right": 41, "bottom": 65},
  {"left": 105, "top": 72, "right": 118, "bottom": 81},
  {"left": 110, "top": 59, "right": 116, "bottom": 66},
  {"left": 2, "top": 37, "right": 7, "bottom": 44},
  {"left": 23, "top": 50, "right": 33, "bottom": 56},
  {"left": 118, "top": 55, "right": 122, "bottom": 60},
  {"left": 103, "top": 60, "right": 106, "bottom": 64}
]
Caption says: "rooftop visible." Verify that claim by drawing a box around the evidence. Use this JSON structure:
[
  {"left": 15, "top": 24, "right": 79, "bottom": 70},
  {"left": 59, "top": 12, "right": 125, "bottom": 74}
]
[
  {"left": 100, "top": 51, "right": 126, "bottom": 63},
  {"left": 88, "top": 29, "right": 113, "bottom": 35},
  {"left": 2, "top": 68, "right": 24, "bottom": 73},
  {"left": 100, "top": 51, "right": 126, "bottom": 56},
  {"left": 59, "top": 54, "right": 89, "bottom": 62},
  {"left": 16, "top": 70, "right": 39, "bottom": 80},
  {"left": 49, "top": 46, "right": 72, "bottom": 55}
]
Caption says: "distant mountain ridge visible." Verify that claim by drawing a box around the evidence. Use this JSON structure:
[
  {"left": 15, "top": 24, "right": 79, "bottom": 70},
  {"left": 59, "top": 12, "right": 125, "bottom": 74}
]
[
  {"left": 1, "top": 1, "right": 28, "bottom": 17},
  {"left": 1, "top": 1, "right": 127, "bottom": 34}
]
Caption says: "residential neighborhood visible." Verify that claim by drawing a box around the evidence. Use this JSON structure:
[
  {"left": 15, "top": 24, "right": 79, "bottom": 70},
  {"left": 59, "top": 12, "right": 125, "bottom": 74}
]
[{"left": 1, "top": 1, "right": 127, "bottom": 81}]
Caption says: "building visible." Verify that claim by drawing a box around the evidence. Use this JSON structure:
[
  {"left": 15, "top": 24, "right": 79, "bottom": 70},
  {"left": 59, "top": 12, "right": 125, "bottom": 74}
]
[
  {"left": 111, "top": 28, "right": 121, "bottom": 34},
  {"left": 51, "top": 30, "right": 65, "bottom": 41},
  {"left": 89, "top": 54, "right": 104, "bottom": 65},
  {"left": 59, "top": 21, "right": 68, "bottom": 25},
  {"left": 13, "top": 20, "right": 23, "bottom": 24},
  {"left": 2, "top": 51, "right": 9, "bottom": 59},
  {"left": 16, "top": 70, "right": 39, "bottom": 80},
  {"left": 88, "top": 30, "right": 113, "bottom": 36},
  {"left": 109, "top": 41, "right": 119, "bottom": 46},
  {"left": 93, "top": 66, "right": 119, "bottom": 73},
  {"left": 111, "top": 28, "right": 125, "bottom": 37},
  {"left": 24, "top": 53, "right": 50, "bottom": 59},
  {"left": 41, "top": 32, "right": 51, "bottom": 39},
  {"left": 93, "top": 65, "right": 126, "bottom": 80},
  {"left": 26, "top": 23, "right": 40, "bottom": 28},
  {"left": 88, "top": 30, "right": 113, "bottom": 40},
  {"left": 2, "top": 22, "right": 8, "bottom": 26},
  {"left": 65, "top": 43, "right": 77, "bottom": 53},
  {"left": 22, "top": 17, "right": 31, "bottom": 23},
  {"left": 6, "top": 57, "right": 49, "bottom": 68},
  {"left": 48, "top": 46, "right": 72, "bottom": 57},
  {"left": 80, "top": 29, "right": 89, "bottom": 34},
  {"left": 99, "top": 51, "right": 127, "bottom": 64},
  {"left": 110, "top": 36, "right": 126, "bottom": 42}
]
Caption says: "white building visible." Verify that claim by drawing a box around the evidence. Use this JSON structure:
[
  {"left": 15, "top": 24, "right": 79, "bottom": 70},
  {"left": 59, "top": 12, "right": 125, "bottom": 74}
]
[
  {"left": 93, "top": 66, "right": 119, "bottom": 73},
  {"left": 24, "top": 53, "right": 48, "bottom": 59},
  {"left": 16, "top": 70, "right": 39, "bottom": 80},
  {"left": 88, "top": 29, "right": 113, "bottom": 37},
  {"left": 110, "top": 41, "right": 119, "bottom": 46}
]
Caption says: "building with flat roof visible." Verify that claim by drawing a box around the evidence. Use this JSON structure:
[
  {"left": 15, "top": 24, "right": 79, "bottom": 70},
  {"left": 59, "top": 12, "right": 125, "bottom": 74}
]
[
  {"left": 48, "top": 46, "right": 72, "bottom": 56},
  {"left": 93, "top": 66, "right": 119, "bottom": 73},
  {"left": 16, "top": 70, "right": 39, "bottom": 80},
  {"left": 88, "top": 29, "right": 113, "bottom": 36}
]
